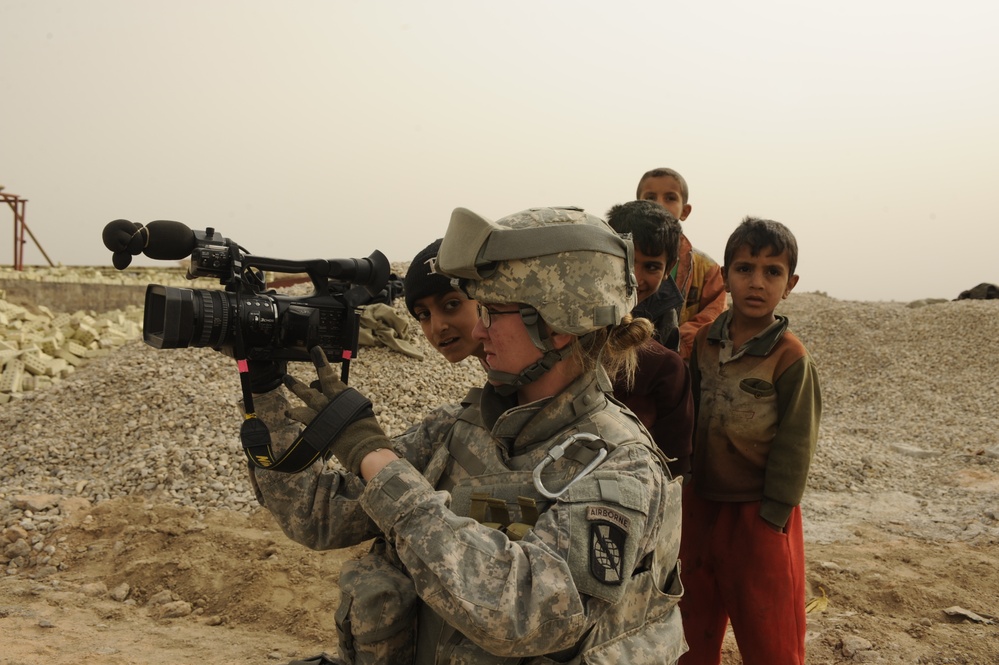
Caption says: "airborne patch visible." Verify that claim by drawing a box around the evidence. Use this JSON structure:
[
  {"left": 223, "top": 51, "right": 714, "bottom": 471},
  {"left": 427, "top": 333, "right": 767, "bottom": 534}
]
[{"left": 587, "top": 505, "right": 628, "bottom": 585}]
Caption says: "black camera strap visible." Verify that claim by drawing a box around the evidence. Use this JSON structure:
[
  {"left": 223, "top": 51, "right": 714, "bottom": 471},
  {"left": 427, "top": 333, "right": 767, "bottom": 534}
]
[{"left": 240, "top": 385, "right": 374, "bottom": 473}]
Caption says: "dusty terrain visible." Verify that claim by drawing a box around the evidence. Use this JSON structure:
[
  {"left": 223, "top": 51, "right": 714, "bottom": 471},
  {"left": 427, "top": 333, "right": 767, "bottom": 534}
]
[{"left": 2, "top": 291, "right": 998, "bottom": 664}]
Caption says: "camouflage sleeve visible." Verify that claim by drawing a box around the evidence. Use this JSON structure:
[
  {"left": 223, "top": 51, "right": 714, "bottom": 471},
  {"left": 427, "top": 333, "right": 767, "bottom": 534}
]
[
  {"left": 245, "top": 388, "right": 379, "bottom": 549},
  {"left": 358, "top": 444, "right": 664, "bottom": 657},
  {"left": 388, "top": 401, "right": 465, "bottom": 470},
  {"left": 245, "top": 391, "right": 465, "bottom": 551}
]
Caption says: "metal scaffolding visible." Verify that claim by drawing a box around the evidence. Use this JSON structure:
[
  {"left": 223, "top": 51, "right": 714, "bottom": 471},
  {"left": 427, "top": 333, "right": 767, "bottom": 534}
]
[{"left": 2, "top": 186, "right": 54, "bottom": 270}]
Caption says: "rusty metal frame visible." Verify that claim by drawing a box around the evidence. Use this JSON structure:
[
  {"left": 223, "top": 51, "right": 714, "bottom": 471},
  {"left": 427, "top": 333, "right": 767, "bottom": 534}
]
[{"left": 1, "top": 186, "right": 54, "bottom": 270}]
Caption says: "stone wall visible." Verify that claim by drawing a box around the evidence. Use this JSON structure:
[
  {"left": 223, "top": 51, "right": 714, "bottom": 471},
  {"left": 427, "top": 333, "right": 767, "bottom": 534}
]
[
  {"left": 0, "top": 280, "right": 148, "bottom": 313},
  {"left": 0, "top": 266, "right": 192, "bottom": 314}
]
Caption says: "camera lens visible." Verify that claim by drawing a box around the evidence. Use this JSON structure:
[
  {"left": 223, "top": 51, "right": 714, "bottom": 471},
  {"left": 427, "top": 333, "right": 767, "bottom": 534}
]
[
  {"left": 143, "top": 285, "right": 281, "bottom": 352},
  {"left": 143, "top": 285, "right": 234, "bottom": 350},
  {"left": 193, "top": 290, "right": 230, "bottom": 348}
]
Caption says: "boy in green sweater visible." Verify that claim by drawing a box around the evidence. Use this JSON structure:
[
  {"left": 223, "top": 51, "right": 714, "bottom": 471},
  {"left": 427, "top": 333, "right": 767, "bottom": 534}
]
[{"left": 680, "top": 217, "right": 821, "bottom": 665}]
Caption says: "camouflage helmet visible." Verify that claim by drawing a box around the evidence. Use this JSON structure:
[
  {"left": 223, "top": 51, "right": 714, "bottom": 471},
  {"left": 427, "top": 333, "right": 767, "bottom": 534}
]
[{"left": 435, "top": 206, "right": 637, "bottom": 336}]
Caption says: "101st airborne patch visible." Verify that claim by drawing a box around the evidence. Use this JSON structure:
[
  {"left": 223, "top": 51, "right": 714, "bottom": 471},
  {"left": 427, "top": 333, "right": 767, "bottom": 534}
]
[{"left": 586, "top": 505, "right": 630, "bottom": 585}]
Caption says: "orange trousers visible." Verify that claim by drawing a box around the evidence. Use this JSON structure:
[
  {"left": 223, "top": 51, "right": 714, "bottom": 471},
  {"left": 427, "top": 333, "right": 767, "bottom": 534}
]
[{"left": 678, "top": 485, "right": 806, "bottom": 665}]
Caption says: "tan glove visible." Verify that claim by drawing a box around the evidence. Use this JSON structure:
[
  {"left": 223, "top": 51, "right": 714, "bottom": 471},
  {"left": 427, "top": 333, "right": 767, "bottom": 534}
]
[{"left": 283, "top": 346, "right": 390, "bottom": 476}]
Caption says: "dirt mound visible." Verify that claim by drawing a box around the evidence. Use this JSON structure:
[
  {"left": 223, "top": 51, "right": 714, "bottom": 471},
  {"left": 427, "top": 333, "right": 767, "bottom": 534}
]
[{"left": 2, "top": 498, "right": 365, "bottom": 664}]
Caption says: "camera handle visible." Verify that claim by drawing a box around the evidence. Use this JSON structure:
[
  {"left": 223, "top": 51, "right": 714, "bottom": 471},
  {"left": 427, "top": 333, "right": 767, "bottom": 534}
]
[
  {"left": 232, "top": 249, "right": 386, "bottom": 472},
  {"left": 233, "top": 268, "right": 362, "bottom": 471},
  {"left": 242, "top": 253, "right": 390, "bottom": 302},
  {"left": 225, "top": 245, "right": 327, "bottom": 473}
]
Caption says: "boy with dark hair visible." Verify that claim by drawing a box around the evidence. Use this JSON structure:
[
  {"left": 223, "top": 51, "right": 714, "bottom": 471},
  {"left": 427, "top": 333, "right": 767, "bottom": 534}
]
[
  {"left": 636, "top": 167, "right": 727, "bottom": 359},
  {"left": 606, "top": 200, "right": 694, "bottom": 478},
  {"left": 679, "top": 217, "right": 821, "bottom": 665},
  {"left": 606, "top": 200, "right": 684, "bottom": 351}
]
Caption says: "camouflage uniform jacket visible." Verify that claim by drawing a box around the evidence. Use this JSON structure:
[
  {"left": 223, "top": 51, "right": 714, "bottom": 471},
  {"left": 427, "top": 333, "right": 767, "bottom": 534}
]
[{"left": 247, "top": 370, "right": 686, "bottom": 664}]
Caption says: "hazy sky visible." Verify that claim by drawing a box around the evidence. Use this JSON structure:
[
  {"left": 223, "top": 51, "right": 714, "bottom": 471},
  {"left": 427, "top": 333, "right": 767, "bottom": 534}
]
[{"left": 2, "top": 1, "right": 997, "bottom": 301}]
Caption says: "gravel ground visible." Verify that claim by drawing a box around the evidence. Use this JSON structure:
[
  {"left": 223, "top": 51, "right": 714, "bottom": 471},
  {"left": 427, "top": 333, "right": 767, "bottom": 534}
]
[
  {"left": 4, "top": 290, "right": 998, "bottom": 565},
  {"left": 2, "top": 286, "right": 999, "bottom": 663}
]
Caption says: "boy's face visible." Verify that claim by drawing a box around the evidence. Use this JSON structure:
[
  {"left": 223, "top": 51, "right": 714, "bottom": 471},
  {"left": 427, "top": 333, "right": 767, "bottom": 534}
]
[
  {"left": 412, "top": 290, "right": 485, "bottom": 363},
  {"left": 723, "top": 244, "right": 799, "bottom": 323},
  {"left": 638, "top": 176, "right": 692, "bottom": 222},
  {"left": 633, "top": 247, "right": 669, "bottom": 303}
]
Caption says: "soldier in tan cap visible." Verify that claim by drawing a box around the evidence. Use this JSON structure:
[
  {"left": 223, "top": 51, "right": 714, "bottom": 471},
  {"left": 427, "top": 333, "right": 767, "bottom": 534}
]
[{"left": 245, "top": 206, "right": 687, "bottom": 664}]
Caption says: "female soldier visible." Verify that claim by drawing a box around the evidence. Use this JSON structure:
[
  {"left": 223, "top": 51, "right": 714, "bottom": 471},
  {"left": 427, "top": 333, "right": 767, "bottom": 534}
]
[{"left": 245, "top": 206, "right": 686, "bottom": 664}]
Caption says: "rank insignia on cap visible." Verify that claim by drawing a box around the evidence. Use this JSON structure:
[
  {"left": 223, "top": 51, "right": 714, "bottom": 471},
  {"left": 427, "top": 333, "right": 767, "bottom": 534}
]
[{"left": 588, "top": 510, "right": 627, "bottom": 585}]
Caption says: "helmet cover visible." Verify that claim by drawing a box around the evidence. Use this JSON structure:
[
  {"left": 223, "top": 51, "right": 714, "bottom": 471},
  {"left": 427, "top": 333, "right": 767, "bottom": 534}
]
[{"left": 435, "top": 206, "right": 636, "bottom": 336}]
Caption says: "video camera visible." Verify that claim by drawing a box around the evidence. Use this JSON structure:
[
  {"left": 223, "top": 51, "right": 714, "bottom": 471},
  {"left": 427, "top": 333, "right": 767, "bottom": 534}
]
[{"left": 101, "top": 219, "right": 391, "bottom": 367}]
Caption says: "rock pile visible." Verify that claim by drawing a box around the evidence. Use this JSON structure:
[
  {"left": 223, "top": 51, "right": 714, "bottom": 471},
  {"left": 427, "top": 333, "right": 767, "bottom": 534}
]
[{"left": 0, "top": 265, "right": 200, "bottom": 404}]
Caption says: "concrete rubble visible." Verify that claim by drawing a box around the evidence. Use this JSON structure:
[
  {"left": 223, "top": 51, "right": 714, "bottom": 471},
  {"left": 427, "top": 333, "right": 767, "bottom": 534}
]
[
  {"left": 0, "top": 295, "right": 143, "bottom": 402},
  {"left": 0, "top": 265, "right": 191, "bottom": 404}
]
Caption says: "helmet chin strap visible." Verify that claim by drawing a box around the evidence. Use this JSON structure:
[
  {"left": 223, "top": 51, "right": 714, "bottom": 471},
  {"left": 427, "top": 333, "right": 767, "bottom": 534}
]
[
  {"left": 487, "top": 347, "right": 572, "bottom": 397},
  {"left": 486, "top": 309, "right": 577, "bottom": 397}
]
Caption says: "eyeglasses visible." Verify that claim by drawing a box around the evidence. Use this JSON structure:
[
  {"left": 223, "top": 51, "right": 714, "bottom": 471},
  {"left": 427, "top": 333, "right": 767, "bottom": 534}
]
[{"left": 477, "top": 304, "right": 537, "bottom": 329}]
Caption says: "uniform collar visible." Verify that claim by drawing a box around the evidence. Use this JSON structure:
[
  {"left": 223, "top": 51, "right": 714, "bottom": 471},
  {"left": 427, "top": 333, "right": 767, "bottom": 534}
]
[{"left": 482, "top": 370, "right": 608, "bottom": 456}]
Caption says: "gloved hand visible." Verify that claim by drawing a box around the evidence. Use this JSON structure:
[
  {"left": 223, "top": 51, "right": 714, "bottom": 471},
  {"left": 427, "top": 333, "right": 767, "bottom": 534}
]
[{"left": 283, "top": 346, "right": 390, "bottom": 476}]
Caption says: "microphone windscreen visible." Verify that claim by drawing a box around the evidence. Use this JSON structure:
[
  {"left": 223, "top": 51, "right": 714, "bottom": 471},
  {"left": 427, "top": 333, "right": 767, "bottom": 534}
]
[
  {"left": 143, "top": 220, "right": 197, "bottom": 260},
  {"left": 126, "top": 226, "right": 148, "bottom": 254},
  {"left": 102, "top": 219, "right": 142, "bottom": 252},
  {"left": 112, "top": 251, "right": 133, "bottom": 270}
]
